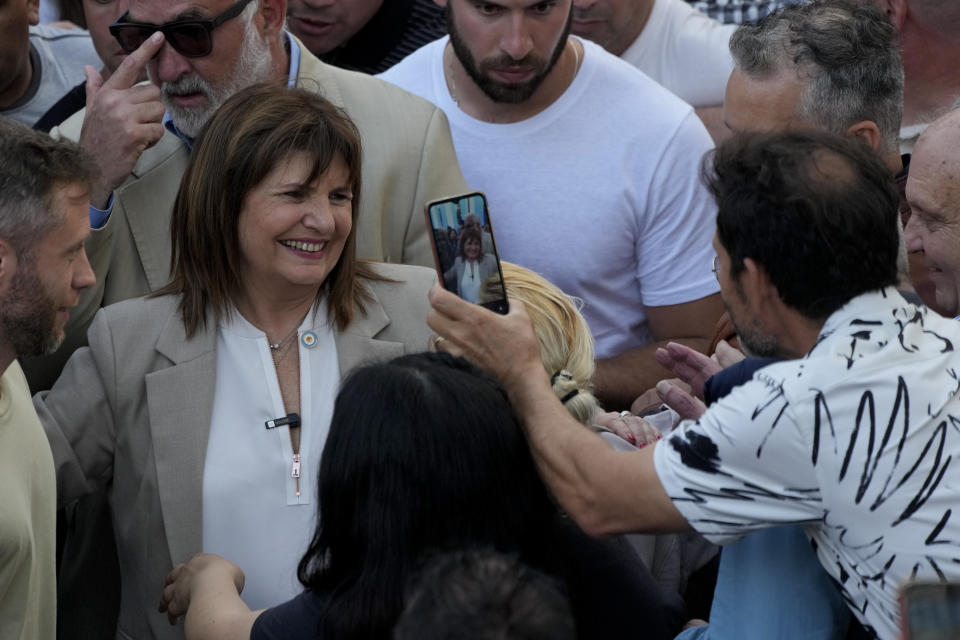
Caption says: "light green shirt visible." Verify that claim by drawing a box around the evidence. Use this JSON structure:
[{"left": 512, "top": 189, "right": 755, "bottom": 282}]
[{"left": 0, "top": 361, "right": 56, "bottom": 640}]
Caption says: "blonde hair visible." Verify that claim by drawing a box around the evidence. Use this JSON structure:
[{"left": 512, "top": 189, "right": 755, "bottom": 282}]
[{"left": 500, "top": 262, "right": 598, "bottom": 424}]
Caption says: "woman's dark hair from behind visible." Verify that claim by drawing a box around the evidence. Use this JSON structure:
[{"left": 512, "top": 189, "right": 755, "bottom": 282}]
[{"left": 297, "top": 352, "right": 562, "bottom": 639}]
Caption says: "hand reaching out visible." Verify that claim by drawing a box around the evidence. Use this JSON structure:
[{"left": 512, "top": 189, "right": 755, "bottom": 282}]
[
  {"left": 592, "top": 410, "right": 662, "bottom": 448},
  {"left": 653, "top": 342, "right": 722, "bottom": 401},
  {"left": 158, "top": 553, "right": 245, "bottom": 626},
  {"left": 655, "top": 379, "right": 707, "bottom": 420}
]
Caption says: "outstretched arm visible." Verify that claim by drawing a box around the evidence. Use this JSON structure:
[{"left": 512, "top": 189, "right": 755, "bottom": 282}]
[
  {"left": 159, "top": 553, "right": 261, "bottom": 640},
  {"left": 427, "top": 286, "right": 690, "bottom": 536}
]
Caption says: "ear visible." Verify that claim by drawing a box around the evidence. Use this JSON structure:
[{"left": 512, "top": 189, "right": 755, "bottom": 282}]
[
  {"left": 845, "top": 120, "right": 883, "bottom": 152},
  {"left": 876, "top": 0, "right": 907, "bottom": 30},
  {"left": 0, "top": 240, "right": 19, "bottom": 301},
  {"left": 25, "top": 0, "right": 40, "bottom": 26},
  {"left": 258, "top": 0, "right": 287, "bottom": 39},
  {"left": 741, "top": 257, "right": 778, "bottom": 308},
  {"left": 433, "top": 0, "right": 448, "bottom": 8}
]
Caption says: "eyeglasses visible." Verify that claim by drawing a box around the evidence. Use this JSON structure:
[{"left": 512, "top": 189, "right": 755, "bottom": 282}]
[
  {"left": 711, "top": 255, "right": 720, "bottom": 281},
  {"left": 109, "top": 0, "right": 255, "bottom": 58}
]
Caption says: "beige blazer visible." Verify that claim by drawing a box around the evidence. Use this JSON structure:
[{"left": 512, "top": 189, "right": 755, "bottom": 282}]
[
  {"left": 24, "top": 38, "right": 465, "bottom": 390},
  {"left": 35, "top": 263, "right": 436, "bottom": 640}
]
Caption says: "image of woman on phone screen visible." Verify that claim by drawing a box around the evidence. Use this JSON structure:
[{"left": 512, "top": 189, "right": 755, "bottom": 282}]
[{"left": 444, "top": 228, "right": 498, "bottom": 303}]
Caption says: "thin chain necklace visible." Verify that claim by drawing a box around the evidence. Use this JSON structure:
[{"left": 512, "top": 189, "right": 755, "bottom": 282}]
[
  {"left": 268, "top": 326, "right": 299, "bottom": 353},
  {"left": 447, "top": 39, "right": 580, "bottom": 108}
]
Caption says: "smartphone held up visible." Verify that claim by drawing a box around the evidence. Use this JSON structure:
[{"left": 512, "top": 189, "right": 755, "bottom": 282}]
[{"left": 425, "top": 192, "right": 509, "bottom": 314}]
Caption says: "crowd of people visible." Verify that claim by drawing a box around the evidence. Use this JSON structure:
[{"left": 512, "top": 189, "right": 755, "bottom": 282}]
[{"left": 3, "top": 0, "right": 960, "bottom": 639}]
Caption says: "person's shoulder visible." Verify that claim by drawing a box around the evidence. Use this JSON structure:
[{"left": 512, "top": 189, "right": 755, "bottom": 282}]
[
  {"left": 579, "top": 39, "right": 694, "bottom": 119},
  {"left": 251, "top": 591, "right": 328, "bottom": 640},
  {"left": 360, "top": 263, "right": 436, "bottom": 338},
  {"left": 365, "top": 262, "right": 437, "bottom": 295},
  {"left": 29, "top": 24, "right": 98, "bottom": 64},
  {"left": 378, "top": 37, "right": 444, "bottom": 83},
  {"left": 376, "top": 37, "right": 446, "bottom": 104},
  {"left": 29, "top": 23, "right": 94, "bottom": 45},
  {"left": 3, "top": 360, "right": 31, "bottom": 400},
  {"left": 99, "top": 294, "right": 179, "bottom": 332},
  {"left": 299, "top": 44, "right": 446, "bottom": 130}
]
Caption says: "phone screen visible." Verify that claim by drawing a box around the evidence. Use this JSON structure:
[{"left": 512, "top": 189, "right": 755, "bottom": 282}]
[
  {"left": 425, "top": 192, "right": 509, "bottom": 314},
  {"left": 902, "top": 582, "right": 960, "bottom": 640}
]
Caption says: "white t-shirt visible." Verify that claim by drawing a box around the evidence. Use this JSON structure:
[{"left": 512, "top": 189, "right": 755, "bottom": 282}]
[
  {"left": 654, "top": 288, "right": 960, "bottom": 640},
  {"left": 202, "top": 303, "right": 339, "bottom": 609},
  {"left": 621, "top": 0, "right": 736, "bottom": 107},
  {"left": 380, "top": 38, "right": 719, "bottom": 359},
  {"left": 2, "top": 25, "right": 99, "bottom": 127}
]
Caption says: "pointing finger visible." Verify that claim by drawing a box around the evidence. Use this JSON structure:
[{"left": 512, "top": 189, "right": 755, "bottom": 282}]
[{"left": 107, "top": 30, "right": 165, "bottom": 90}]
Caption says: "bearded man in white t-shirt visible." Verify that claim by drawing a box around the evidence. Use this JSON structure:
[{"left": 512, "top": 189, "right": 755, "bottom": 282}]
[{"left": 380, "top": 0, "right": 723, "bottom": 410}]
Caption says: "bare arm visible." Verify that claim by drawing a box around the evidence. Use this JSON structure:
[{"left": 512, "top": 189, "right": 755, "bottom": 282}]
[
  {"left": 593, "top": 293, "right": 724, "bottom": 410},
  {"left": 427, "top": 286, "right": 691, "bottom": 536},
  {"left": 159, "top": 554, "right": 261, "bottom": 640}
]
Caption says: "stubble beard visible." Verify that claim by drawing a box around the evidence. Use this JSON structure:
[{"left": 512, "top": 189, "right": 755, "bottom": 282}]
[
  {"left": 0, "top": 261, "right": 62, "bottom": 358},
  {"left": 158, "top": 10, "right": 274, "bottom": 138},
  {"left": 446, "top": 4, "right": 572, "bottom": 105},
  {"left": 725, "top": 284, "right": 779, "bottom": 359}
]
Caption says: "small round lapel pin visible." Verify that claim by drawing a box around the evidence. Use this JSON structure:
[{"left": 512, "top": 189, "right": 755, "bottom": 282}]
[{"left": 301, "top": 331, "right": 318, "bottom": 349}]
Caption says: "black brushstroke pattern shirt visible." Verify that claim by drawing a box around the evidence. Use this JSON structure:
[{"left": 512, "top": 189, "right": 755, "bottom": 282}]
[{"left": 654, "top": 287, "right": 960, "bottom": 640}]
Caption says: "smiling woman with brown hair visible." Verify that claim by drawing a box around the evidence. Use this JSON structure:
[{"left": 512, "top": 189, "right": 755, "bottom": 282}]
[{"left": 34, "top": 83, "right": 436, "bottom": 639}]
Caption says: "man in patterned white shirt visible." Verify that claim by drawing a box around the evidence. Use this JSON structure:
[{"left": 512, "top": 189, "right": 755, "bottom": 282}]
[{"left": 427, "top": 130, "right": 960, "bottom": 640}]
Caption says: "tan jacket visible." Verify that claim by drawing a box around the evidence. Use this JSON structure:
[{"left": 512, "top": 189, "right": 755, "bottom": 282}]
[
  {"left": 24, "top": 39, "right": 464, "bottom": 390},
  {"left": 35, "top": 263, "right": 436, "bottom": 640}
]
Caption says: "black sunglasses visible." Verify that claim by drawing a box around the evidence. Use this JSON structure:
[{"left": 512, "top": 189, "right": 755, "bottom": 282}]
[{"left": 109, "top": 0, "right": 256, "bottom": 58}]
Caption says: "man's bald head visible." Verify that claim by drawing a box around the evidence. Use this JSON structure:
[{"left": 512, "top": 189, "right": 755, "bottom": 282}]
[{"left": 904, "top": 108, "right": 960, "bottom": 315}]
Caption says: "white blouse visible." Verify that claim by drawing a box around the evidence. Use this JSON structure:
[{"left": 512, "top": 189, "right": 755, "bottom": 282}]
[
  {"left": 458, "top": 260, "right": 482, "bottom": 303},
  {"left": 202, "top": 301, "right": 339, "bottom": 609}
]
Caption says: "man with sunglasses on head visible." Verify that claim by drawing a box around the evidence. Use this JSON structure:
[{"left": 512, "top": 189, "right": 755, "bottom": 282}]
[{"left": 35, "top": 0, "right": 467, "bottom": 391}]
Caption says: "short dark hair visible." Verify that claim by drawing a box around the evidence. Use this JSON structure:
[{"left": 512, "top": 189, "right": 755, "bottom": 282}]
[
  {"left": 708, "top": 130, "right": 899, "bottom": 320},
  {"left": 394, "top": 549, "right": 576, "bottom": 640},
  {"left": 458, "top": 227, "right": 485, "bottom": 260},
  {"left": 297, "top": 352, "right": 565, "bottom": 638},
  {"left": 729, "top": 0, "right": 903, "bottom": 151},
  {"left": 157, "top": 83, "right": 379, "bottom": 337},
  {"left": 0, "top": 118, "right": 95, "bottom": 260}
]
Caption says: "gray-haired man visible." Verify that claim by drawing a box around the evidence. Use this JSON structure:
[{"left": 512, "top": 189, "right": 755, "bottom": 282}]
[{"left": 0, "top": 118, "right": 95, "bottom": 640}]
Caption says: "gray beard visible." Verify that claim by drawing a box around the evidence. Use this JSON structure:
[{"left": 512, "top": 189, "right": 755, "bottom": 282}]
[{"left": 159, "top": 16, "right": 273, "bottom": 138}]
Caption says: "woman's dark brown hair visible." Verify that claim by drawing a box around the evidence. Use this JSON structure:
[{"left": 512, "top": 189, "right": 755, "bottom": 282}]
[{"left": 156, "top": 83, "right": 380, "bottom": 336}]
